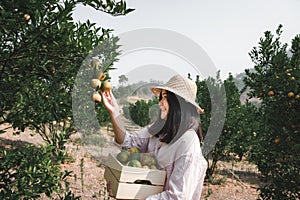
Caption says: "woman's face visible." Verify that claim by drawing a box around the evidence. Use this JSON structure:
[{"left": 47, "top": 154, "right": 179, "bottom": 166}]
[{"left": 159, "top": 89, "right": 169, "bottom": 120}]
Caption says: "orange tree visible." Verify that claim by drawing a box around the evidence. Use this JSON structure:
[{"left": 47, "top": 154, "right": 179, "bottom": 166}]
[
  {"left": 196, "top": 72, "right": 259, "bottom": 178},
  {"left": 0, "top": 0, "right": 133, "bottom": 198},
  {"left": 227, "top": 100, "right": 260, "bottom": 161},
  {"left": 0, "top": 0, "right": 133, "bottom": 148},
  {"left": 196, "top": 72, "right": 229, "bottom": 177},
  {"left": 243, "top": 25, "right": 300, "bottom": 199}
]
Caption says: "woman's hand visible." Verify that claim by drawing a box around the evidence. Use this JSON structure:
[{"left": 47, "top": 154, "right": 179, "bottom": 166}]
[
  {"left": 100, "top": 90, "right": 126, "bottom": 144},
  {"left": 100, "top": 90, "right": 120, "bottom": 117}
]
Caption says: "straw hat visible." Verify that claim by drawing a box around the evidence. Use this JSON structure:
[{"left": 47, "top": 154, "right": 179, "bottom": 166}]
[{"left": 151, "top": 75, "right": 204, "bottom": 114}]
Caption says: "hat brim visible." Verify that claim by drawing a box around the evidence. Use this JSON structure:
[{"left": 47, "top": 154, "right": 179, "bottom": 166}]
[{"left": 151, "top": 86, "right": 205, "bottom": 114}]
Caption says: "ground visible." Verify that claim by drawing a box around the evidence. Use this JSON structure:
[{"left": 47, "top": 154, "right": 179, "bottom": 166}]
[{"left": 0, "top": 123, "right": 260, "bottom": 200}]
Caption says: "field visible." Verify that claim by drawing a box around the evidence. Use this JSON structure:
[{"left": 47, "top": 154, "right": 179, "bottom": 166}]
[{"left": 0, "top": 123, "right": 260, "bottom": 200}]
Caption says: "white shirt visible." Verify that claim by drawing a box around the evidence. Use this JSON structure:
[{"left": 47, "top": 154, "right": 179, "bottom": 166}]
[{"left": 119, "top": 127, "right": 207, "bottom": 200}]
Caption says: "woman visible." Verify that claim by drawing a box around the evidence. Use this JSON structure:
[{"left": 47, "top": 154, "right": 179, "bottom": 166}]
[{"left": 101, "top": 75, "right": 207, "bottom": 200}]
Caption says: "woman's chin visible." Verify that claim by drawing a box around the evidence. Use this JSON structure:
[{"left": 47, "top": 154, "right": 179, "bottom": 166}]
[{"left": 160, "top": 113, "right": 167, "bottom": 120}]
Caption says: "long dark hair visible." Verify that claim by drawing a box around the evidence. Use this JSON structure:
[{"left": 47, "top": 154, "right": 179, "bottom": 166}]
[{"left": 148, "top": 90, "right": 203, "bottom": 144}]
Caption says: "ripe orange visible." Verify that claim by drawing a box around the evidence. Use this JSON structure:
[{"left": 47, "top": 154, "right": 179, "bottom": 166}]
[
  {"left": 91, "top": 58, "right": 101, "bottom": 68},
  {"left": 273, "top": 138, "right": 280, "bottom": 144},
  {"left": 295, "top": 95, "right": 300, "bottom": 100},
  {"left": 23, "top": 13, "right": 30, "bottom": 21},
  {"left": 102, "top": 80, "right": 112, "bottom": 92},
  {"left": 267, "top": 91, "right": 274, "bottom": 97},
  {"left": 90, "top": 79, "right": 101, "bottom": 89},
  {"left": 288, "top": 92, "right": 295, "bottom": 98},
  {"left": 91, "top": 92, "right": 102, "bottom": 103},
  {"left": 128, "top": 147, "right": 140, "bottom": 154}
]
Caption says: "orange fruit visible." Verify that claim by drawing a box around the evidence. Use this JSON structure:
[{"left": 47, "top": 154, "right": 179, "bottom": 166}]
[
  {"left": 127, "top": 160, "right": 142, "bottom": 168},
  {"left": 91, "top": 58, "right": 101, "bottom": 68},
  {"left": 128, "top": 152, "right": 140, "bottom": 161},
  {"left": 91, "top": 92, "right": 101, "bottom": 103},
  {"left": 288, "top": 92, "right": 295, "bottom": 98},
  {"left": 116, "top": 151, "right": 129, "bottom": 164},
  {"left": 128, "top": 147, "right": 140, "bottom": 154},
  {"left": 141, "top": 153, "right": 157, "bottom": 166},
  {"left": 90, "top": 79, "right": 101, "bottom": 89},
  {"left": 102, "top": 80, "right": 112, "bottom": 92},
  {"left": 23, "top": 13, "right": 30, "bottom": 21},
  {"left": 267, "top": 91, "right": 274, "bottom": 96},
  {"left": 273, "top": 138, "right": 280, "bottom": 144}
]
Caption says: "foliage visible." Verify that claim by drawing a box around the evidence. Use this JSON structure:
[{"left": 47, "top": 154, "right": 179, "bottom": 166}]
[
  {"left": 0, "top": 0, "right": 133, "bottom": 150},
  {"left": 72, "top": 36, "right": 120, "bottom": 138},
  {"left": 243, "top": 25, "right": 300, "bottom": 199},
  {"left": 196, "top": 72, "right": 228, "bottom": 176},
  {"left": 208, "top": 74, "right": 241, "bottom": 175},
  {"left": 195, "top": 74, "right": 212, "bottom": 134},
  {"left": 0, "top": 144, "right": 78, "bottom": 199},
  {"left": 118, "top": 74, "right": 128, "bottom": 85},
  {"left": 0, "top": 0, "right": 133, "bottom": 199},
  {"left": 228, "top": 101, "right": 260, "bottom": 161},
  {"left": 114, "top": 81, "right": 156, "bottom": 100},
  {"left": 126, "top": 98, "right": 159, "bottom": 127},
  {"left": 196, "top": 72, "right": 259, "bottom": 179}
]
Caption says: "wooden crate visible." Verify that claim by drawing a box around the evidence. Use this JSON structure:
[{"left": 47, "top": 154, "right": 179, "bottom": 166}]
[{"left": 104, "top": 153, "right": 166, "bottom": 199}]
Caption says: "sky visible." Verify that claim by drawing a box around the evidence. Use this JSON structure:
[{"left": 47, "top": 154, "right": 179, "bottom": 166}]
[{"left": 73, "top": 0, "right": 300, "bottom": 85}]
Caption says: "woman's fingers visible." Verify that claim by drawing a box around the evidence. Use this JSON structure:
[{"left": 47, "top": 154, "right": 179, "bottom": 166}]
[
  {"left": 100, "top": 91, "right": 116, "bottom": 111},
  {"left": 104, "top": 91, "right": 113, "bottom": 104},
  {"left": 99, "top": 91, "right": 121, "bottom": 116},
  {"left": 100, "top": 91, "right": 111, "bottom": 106}
]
